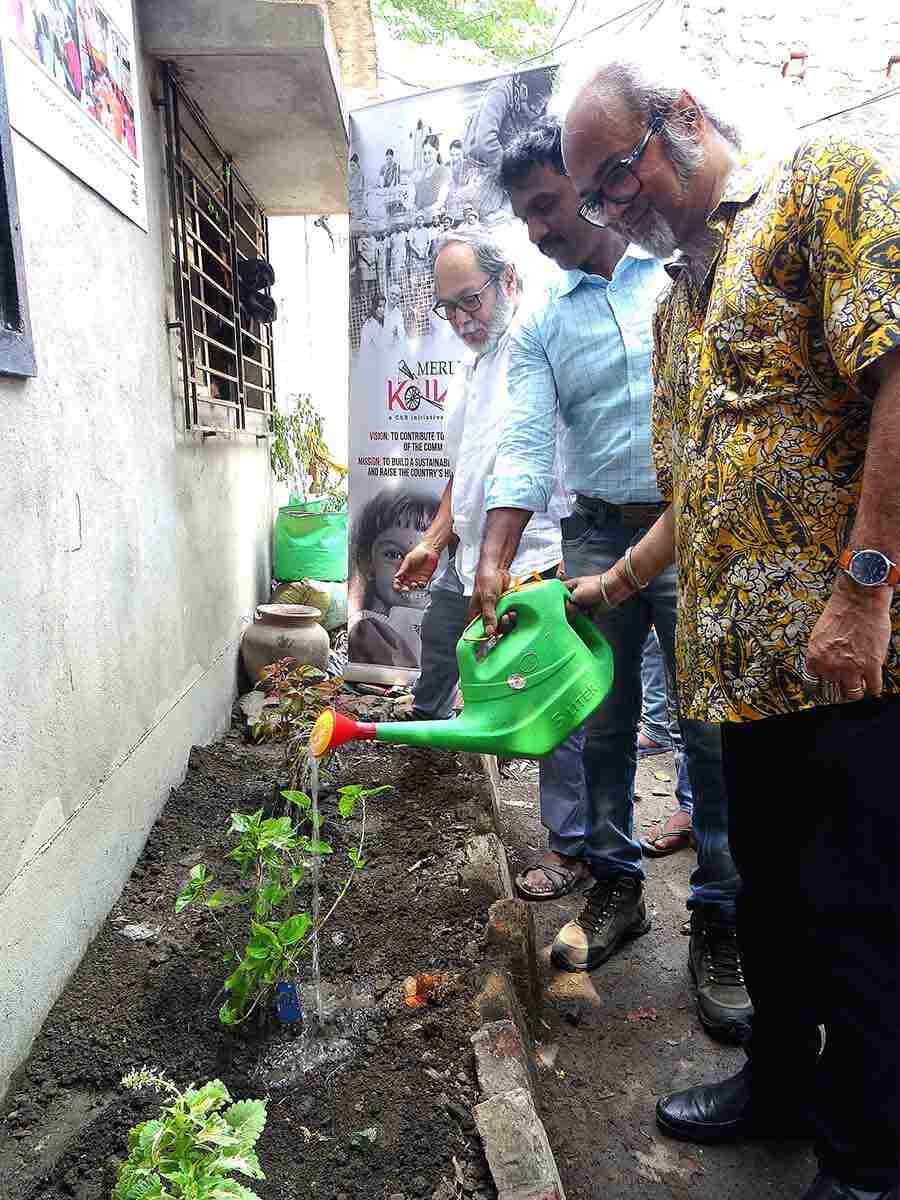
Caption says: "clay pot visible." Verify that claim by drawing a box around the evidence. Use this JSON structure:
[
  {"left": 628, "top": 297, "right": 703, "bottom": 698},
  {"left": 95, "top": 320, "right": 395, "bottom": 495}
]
[{"left": 241, "top": 604, "right": 330, "bottom": 681}]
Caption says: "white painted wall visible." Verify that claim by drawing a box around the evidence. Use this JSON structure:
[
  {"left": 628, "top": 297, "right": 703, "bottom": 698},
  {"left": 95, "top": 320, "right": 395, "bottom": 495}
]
[{"left": 0, "top": 49, "right": 272, "bottom": 1096}]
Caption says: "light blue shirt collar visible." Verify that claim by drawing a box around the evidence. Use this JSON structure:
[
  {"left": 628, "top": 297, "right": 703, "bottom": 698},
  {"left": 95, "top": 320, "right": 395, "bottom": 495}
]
[{"left": 558, "top": 244, "right": 656, "bottom": 297}]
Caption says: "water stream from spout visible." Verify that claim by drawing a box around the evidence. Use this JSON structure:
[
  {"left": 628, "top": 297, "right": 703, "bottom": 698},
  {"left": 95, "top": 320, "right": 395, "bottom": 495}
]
[{"left": 304, "top": 750, "right": 325, "bottom": 1028}]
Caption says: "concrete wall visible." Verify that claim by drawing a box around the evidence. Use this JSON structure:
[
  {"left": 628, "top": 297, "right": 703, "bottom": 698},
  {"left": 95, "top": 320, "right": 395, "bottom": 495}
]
[
  {"left": 680, "top": 0, "right": 900, "bottom": 166},
  {"left": 556, "top": 0, "right": 898, "bottom": 166},
  {"left": 0, "top": 48, "right": 271, "bottom": 1094}
]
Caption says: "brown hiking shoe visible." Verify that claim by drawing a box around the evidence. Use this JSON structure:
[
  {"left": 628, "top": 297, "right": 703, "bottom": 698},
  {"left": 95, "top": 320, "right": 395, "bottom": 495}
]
[
  {"left": 550, "top": 875, "right": 650, "bottom": 972},
  {"left": 689, "top": 911, "right": 752, "bottom": 1044}
]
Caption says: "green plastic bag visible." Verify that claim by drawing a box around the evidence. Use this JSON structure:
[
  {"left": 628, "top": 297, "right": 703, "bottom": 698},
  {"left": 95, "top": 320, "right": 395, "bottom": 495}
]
[{"left": 274, "top": 505, "right": 348, "bottom": 583}]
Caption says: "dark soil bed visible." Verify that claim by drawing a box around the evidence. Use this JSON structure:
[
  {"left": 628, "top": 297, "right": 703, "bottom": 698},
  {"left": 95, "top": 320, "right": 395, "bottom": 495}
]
[{"left": 0, "top": 724, "right": 500, "bottom": 1200}]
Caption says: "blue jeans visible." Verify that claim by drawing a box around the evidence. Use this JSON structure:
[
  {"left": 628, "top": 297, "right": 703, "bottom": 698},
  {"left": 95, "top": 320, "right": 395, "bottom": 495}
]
[
  {"left": 641, "top": 629, "right": 692, "bottom": 816},
  {"left": 414, "top": 565, "right": 587, "bottom": 858},
  {"left": 559, "top": 503, "right": 738, "bottom": 919}
]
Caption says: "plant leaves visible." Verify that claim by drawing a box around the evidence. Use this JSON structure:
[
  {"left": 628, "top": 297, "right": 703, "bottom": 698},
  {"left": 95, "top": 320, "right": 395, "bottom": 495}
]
[
  {"left": 307, "top": 840, "right": 333, "bottom": 856},
  {"left": 281, "top": 790, "right": 311, "bottom": 811},
  {"left": 185, "top": 1080, "right": 231, "bottom": 1114},
  {"left": 219, "top": 1000, "right": 243, "bottom": 1025},
  {"left": 277, "top": 914, "right": 311, "bottom": 945},
  {"left": 212, "top": 1150, "right": 265, "bottom": 1179},
  {"left": 209, "top": 1179, "right": 265, "bottom": 1200},
  {"left": 223, "top": 1099, "right": 268, "bottom": 1148},
  {"left": 175, "top": 864, "right": 213, "bottom": 913}
]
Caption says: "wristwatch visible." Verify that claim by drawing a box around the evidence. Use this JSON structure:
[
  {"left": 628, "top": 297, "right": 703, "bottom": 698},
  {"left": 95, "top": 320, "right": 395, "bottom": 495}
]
[{"left": 837, "top": 547, "right": 900, "bottom": 588}]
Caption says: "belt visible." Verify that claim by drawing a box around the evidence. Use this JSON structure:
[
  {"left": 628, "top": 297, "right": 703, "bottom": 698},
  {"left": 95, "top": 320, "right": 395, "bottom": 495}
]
[{"left": 575, "top": 495, "right": 667, "bottom": 528}]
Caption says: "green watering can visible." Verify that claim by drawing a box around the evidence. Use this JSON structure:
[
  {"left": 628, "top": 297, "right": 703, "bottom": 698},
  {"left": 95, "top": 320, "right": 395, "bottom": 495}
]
[{"left": 310, "top": 578, "right": 614, "bottom": 759}]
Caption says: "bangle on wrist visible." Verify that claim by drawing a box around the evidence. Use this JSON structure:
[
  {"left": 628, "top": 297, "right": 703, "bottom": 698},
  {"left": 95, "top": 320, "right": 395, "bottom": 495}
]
[
  {"left": 624, "top": 545, "right": 649, "bottom": 591},
  {"left": 598, "top": 572, "right": 613, "bottom": 609}
]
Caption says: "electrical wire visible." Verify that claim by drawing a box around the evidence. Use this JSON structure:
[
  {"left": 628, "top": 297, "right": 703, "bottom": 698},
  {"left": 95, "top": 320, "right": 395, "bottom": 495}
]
[
  {"left": 797, "top": 83, "right": 900, "bottom": 129},
  {"left": 547, "top": 0, "right": 581, "bottom": 53},
  {"left": 515, "top": 0, "right": 660, "bottom": 67},
  {"left": 377, "top": 67, "right": 429, "bottom": 92}
]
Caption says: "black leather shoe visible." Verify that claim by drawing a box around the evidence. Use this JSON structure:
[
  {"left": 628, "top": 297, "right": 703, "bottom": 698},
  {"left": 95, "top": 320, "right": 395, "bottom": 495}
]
[
  {"left": 689, "top": 910, "right": 752, "bottom": 1044},
  {"left": 802, "top": 1173, "right": 899, "bottom": 1199},
  {"left": 656, "top": 1068, "right": 813, "bottom": 1143}
]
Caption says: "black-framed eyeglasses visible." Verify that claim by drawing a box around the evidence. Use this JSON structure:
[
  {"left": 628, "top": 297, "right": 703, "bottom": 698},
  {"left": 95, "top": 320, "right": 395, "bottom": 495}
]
[
  {"left": 577, "top": 116, "right": 665, "bottom": 227},
  {"left": 432, "top": 275, "right": 498, "bottom": 321}
]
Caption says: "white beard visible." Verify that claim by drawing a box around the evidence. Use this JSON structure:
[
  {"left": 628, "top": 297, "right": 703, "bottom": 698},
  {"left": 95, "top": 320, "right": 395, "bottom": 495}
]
[{"left": 611, "top": 206, "right": 680, "bottom": 260}]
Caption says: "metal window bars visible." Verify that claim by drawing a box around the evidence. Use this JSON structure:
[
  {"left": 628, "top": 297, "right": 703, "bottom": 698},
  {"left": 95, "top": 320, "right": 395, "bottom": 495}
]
[{"left": 161, "top": 65, "right": 275, "bottom": 432}]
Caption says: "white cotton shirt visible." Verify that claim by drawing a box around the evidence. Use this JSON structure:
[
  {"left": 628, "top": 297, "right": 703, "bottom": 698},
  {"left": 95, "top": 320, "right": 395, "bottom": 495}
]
[
  {"left": 360, "top": 317, "right": 386, "bottom": 352},
  {"left": 384, "top": 303, "right": 405, "bottom": 344},
  {"left": 443, "top": 328, "right": 568, "bottom": 595}
]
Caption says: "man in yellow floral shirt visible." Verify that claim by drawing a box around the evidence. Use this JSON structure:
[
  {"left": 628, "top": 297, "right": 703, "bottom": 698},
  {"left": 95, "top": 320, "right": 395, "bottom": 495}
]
[{"left": 557, "top": 52, "right": 900, "bottom": 1200}]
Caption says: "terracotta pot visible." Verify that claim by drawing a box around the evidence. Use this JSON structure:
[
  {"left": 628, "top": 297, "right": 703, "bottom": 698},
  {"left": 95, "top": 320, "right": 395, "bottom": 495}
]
[{"left": 241, "top": 604, "right": 330, "bottom": 681}]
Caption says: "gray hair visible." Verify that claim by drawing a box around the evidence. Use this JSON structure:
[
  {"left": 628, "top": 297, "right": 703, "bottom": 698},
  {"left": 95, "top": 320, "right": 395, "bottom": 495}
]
[
  {"left": 431, "top": 226, "right": 522, "bottom": 290},
  {"left": 552, "top": 46, "right": 744, "bottom": 183}
]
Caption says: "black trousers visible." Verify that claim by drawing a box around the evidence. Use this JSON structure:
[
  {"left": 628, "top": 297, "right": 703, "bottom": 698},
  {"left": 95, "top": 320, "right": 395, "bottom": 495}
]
[{"left": 722, "top": 696, "right": 900, "bottom": 1191}]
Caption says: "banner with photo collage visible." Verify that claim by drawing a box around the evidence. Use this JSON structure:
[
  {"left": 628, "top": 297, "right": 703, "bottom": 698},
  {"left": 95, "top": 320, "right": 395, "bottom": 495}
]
[
  {"left": 346, "top": 65, "right": 556, "bottom": 684},
  {"left": 2, "top": 0, "right": 146, "bottom": 229}
]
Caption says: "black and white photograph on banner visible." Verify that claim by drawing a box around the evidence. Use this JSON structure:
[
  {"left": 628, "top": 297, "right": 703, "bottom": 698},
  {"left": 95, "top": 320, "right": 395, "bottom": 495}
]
[
  {"left": 348, "top": 67, "right": 554, "bottom": 358},
  {"left": 346, "top": 64, "right": 559, "bottom": 684}
]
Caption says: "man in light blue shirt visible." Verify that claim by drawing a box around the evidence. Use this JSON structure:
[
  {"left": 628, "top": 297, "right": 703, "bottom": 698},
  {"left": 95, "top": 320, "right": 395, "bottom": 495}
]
[{"left": 474, "top": 118, "right": 750, "bottom": 1044}]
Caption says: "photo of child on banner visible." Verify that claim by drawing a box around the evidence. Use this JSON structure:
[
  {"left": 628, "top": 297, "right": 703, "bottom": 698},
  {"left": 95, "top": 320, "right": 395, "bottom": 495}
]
[{"left": 348, "top": 489, "right": 440, "bottom": 670}]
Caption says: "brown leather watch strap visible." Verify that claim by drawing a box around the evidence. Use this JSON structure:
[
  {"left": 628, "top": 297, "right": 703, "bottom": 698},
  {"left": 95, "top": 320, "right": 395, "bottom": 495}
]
[{"left": 838, "top": 548, "right": 900, "bottom": 586}]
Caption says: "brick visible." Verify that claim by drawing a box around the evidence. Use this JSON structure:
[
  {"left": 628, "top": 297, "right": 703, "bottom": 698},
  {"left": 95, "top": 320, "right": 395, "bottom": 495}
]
[
  {"left": 486, "top": 898, "right": 541, "bottom": 1021},
  {"left": 474, "top": 1088, "right": 565, "bottom": 1200},
  {"left": 460, "top": 833, "right": 513, "bottom": 901},
  {"left": 471, "top": 1020, "right": 532, "bottom": 1099},
  {"left": 471, "top": 968, "right": 530, "bottom": 1047}
]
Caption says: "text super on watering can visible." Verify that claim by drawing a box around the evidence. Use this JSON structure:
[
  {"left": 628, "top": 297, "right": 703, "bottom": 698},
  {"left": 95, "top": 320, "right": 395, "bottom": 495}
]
[{"left": 310, "top": 578, "right": 614, "bottom": 759}]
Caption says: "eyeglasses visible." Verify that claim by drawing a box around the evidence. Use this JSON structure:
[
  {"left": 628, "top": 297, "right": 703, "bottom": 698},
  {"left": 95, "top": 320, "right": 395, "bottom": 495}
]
[
  {"left": 432, "top": 275, "right": 497, "bottom": 321},
  {"left": 577, "top": 116, "right": 665, "bottom": 228}
]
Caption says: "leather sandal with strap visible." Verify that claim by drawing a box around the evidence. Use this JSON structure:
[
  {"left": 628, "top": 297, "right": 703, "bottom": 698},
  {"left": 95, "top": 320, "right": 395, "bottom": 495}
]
[
  {"left": 515, "top": 859, "right": 591, "bottom": 902},
  {"left": 641, "top": 808, "right": 696, "bottom": 857}
]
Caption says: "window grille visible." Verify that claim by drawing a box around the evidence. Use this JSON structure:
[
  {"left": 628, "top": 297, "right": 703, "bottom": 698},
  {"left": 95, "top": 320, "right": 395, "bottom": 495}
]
[{"left": 161, "top": 66, "right": 275, "bottom": 432}]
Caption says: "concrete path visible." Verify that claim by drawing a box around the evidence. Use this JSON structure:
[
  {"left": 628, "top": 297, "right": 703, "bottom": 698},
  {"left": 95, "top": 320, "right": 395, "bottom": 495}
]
[{"left": 492, "top": 752, "right": 815, "bottom": 1200}]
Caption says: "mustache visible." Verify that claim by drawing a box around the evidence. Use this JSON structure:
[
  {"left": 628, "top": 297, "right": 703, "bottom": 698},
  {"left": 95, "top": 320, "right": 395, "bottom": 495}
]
[{"left": 538, "top": 235, "right": 563, "bottom": 257}]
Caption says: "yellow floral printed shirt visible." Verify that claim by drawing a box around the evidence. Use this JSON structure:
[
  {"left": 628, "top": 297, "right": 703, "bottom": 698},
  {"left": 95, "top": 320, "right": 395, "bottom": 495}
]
[{"left": 652, "top": 136, "right": 900, "bottom": 723}]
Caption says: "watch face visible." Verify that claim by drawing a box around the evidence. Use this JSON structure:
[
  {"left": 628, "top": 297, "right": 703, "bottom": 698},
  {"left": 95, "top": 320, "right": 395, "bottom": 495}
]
[{"left": 851, "top": 550, "right": 890, "bottom": 586}]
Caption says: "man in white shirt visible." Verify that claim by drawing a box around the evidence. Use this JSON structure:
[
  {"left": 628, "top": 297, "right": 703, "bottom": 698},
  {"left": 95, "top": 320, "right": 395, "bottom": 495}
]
[
  {"left": 357, "top": 232, "right": 377, "bottom": 300},
  {"left": 384, "top": 284, "right": 406, "bottom": 344},
  {"left": 375, "top": 233, "right": 389, "bottom": 295},
  {"left": 391, "top": 225, "right": 408, "bottom": 282},
  {"left": 408, "top": 214, "right": 431, "bottom": 279},
  {"left": 394, "top": 228, "right": 585, "bottom": 895}
]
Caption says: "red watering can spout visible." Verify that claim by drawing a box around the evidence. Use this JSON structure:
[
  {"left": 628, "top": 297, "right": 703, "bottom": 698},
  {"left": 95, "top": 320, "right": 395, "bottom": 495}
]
[{"left": 309, "top": 708, "right": 376, "bottom": 757}]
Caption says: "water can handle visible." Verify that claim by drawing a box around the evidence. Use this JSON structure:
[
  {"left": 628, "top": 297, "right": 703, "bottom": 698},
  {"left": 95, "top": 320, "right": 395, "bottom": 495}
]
[{"left": 567, "top": 605, "right": 608, "bottom": 661}]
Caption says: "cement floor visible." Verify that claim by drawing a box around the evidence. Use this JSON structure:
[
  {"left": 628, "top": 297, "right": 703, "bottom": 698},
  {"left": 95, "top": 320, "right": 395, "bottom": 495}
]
[{"left": 493, "top": 751, "right": 816, "bottom": 1200}]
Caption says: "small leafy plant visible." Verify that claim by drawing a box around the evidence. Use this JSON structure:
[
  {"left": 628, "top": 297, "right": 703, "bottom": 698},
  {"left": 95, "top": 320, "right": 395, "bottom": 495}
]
[
  {"left": 176, "top": 785, "right": 388, "bottom": 1026},
  {"left": 114, "top": 1068, "right": 267, "bottom": 1200},
  {"left": 251, "top": 659, "right": 343, "bottom": 757},
  {"left": 270, "top": 392, "right": 347, "bottom": 508}
]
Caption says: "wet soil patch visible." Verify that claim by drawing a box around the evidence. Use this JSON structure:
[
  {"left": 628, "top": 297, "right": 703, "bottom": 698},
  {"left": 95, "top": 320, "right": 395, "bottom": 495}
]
[{"left": 0, "top": 727, "right": 498, "bottom": 1200}]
